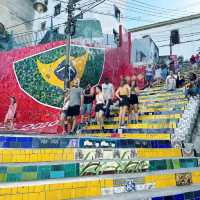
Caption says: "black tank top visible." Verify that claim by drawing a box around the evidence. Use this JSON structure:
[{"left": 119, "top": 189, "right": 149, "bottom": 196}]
[{"left": 84, "top": 88, "right": 93, "bottom": 104}]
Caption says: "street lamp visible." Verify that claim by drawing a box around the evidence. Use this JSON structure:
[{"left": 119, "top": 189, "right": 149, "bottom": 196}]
[{"left": 33, "top": 0, "right": 48, "bottom": 13}]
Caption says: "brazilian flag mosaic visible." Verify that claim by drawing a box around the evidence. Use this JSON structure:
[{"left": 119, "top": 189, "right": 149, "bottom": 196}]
[{"left": 14, "top": 45, "right": 105, "bottom": 108}]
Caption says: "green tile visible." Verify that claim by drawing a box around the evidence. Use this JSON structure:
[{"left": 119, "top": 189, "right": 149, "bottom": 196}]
[
  {"left": 0, "top": 173, "right": 7, "bottom": 182},
  {"left": 37, "top": 171, "right": 50, "bottom": 179},
  {"left": 23, "top": 166, "right": 37, "bottom": 172},
  {"left": 7, "top": 173, "right": 21, "bottom": 182},
  {"left": 172, "top": 159, "right": 180, "bottom": 169},
  {"left": 0, "top": 167, "right": 7, "bottom": 173},
  {"left": 38, "top": 165, "right": 51, "bottom": 173},
  {"left": 51, "top": 165, "right": 64, "bottom": 171},
  {"left": 21, "top": 172, "right": 37, "bottom": 181},
  {"left": 166, "top": 159, "right": 173, "bottom": 169},
  {"left": 7, "top": 167, "right": 22, "bottom": 173}
]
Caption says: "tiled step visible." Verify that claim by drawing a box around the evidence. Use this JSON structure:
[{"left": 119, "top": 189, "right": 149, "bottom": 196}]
[
  {"left": 91, "top": 119, "right": 178, "bottom": 125},
  {"left": 111, "top": 110, "right": 184, "bottom": 116},
  {"left": 79, "top": 133, "right": 171, "bottom": 140},
  {"left": 141, "top": 100, "right": 187, "bottom": 105},
  {"left": 139, "top": 96, "right": 186, "bottom": 103},
  {"left": 84, "top": 123, "right": 177, "bottom": 130},
  {"left": 0, "top": 134, "right": 173, "bottom": 148},
  {"left": 0, "top": 158, "right": 198, "bottom": 183},
  {"left": 81, "top": 128, "right": 174, "bottom": 134},
  {"left": 0, "top": 148, "right": 182, "bottom": 163},
  {"left": 85, "top": 185, "right": 200, "bottom": 200},
  {"left": 1, "top": 168, "right": 200, "bottom": 200},
  {"left": 139, "top": 93, "right": 185, "bottom": 99}
]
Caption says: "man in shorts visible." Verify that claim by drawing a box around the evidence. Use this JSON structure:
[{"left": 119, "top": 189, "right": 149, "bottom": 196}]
[
  {"left": 67, "top": 79, "right": 83, "bottom": 133},
  {"left": 102, "top": 78, "right": 114, "bottom": 119}
]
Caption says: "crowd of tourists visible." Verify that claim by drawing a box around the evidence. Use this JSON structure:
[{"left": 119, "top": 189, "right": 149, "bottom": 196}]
[
  {"left": 3, "top": 60, "right": 200, "bottom": 133},
  {"left": 59, "top": 77, "right": 140, "bottom": 134}
]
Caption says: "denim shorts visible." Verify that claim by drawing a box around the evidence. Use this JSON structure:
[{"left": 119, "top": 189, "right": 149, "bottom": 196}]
[{"left": 81, "top": 103, "right": 92, "bottom": 115}]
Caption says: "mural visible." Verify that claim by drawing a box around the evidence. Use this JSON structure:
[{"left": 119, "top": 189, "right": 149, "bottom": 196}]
[
  {"left": 75, "top": 148, "right": 137, "bottom": 160},
  {"left": 0, "top": 27, "right": 145, "bottom": 127},
  {"left": 14, "top": 45, "right": 105, "bottom": 108},
  {"left": 80, "top": 160, "right": 149, "bottom": 176}
]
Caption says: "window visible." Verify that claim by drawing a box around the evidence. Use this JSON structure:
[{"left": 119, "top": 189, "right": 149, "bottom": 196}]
[
  {"left": 114, "top": 6, "right": 121, "bottom": 21},
  {"left": 54, "top": 3, "right": 61, "bottom": 16},
  {"left": 41, "top": 21, "right": 46, "bottom": 30}
]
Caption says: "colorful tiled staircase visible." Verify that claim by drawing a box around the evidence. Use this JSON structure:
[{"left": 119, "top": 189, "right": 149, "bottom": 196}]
[{"left": 0, "top": 73, "right": 200, "bottom": 200}]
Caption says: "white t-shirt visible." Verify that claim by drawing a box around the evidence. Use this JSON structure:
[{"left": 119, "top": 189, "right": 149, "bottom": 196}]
[
  {"left": 62, "top": 97, "right": 69, "bottom": 110},
  {"left": 96, "top": 93, "right": 104, "bottom": 105},
  {"left": 102, "top": 83, "right": 114, "bottom": 100},
  {"left": 155, "top": 68, "right": 162, "bottom": 79},
  {"left": 166, "top": 75, "right": 176, "bottom": 90}
]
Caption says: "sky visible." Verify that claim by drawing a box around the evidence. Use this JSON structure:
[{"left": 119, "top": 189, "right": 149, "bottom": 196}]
[{"left": 124, "top": 0, "right": 200, "bottom": 29}]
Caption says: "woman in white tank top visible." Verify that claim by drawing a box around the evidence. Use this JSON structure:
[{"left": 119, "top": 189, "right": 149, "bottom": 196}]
[{"left": 95, "top": 85, "right": 105, "bottom": 130}]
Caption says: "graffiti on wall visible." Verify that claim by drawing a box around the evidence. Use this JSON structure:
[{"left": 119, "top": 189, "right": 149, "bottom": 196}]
[{"left": 13, "top": 45, "right": 105, "bottom": 109}]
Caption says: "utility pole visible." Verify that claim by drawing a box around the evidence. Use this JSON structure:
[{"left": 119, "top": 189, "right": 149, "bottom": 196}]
[
  {"left": 63, "top": 0, "right": 106, "bottom": 89},
  {"left": 169, "top": 36, "right": 173, "bottom": 57},
  {"left": 64, "top": 0, "right": 74, "bottom": 89}
]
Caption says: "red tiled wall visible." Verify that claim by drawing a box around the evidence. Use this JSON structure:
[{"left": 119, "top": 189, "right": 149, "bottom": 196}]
[{"left": 0, "top": 32, "right": 145, "bottom": 123}]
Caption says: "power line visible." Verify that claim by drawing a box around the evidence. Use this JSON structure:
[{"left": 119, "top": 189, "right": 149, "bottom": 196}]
[
  {"left": 88, "top": 10, "right": 154, "bottom": 22},
  {"left": 107, "top": 0, "right": 187, "bottom": 18},
  {"left": 128, "top": 0, "right": 198, "bottom": 15},
  {"left": 158, "top": 37, "right": 200, "bottom": 47},
  {"left": 131, "top": 19, "right": 200, "bottom": 36}
]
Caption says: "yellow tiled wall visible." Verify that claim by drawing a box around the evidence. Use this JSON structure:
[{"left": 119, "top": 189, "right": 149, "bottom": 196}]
[
  {"left": 0, "top": 179, "right": 107, "bottom": 200},
  {"left": 0, "top": 148, "right": 74, "bottom": 163},
  {"left": 137, "top": 148, "right": 182, "bottom": 159},
  {"left": 145, "top": 174, "right": 176, "bottom": 189}
]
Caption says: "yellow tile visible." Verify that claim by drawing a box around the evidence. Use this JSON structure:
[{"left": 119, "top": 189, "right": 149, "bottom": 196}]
[
  {"left": 0, "top": 188, "right": 12, "bottom": 195},
  {"left": 104, "top": 179, "right": 113, "bottom": 188}
]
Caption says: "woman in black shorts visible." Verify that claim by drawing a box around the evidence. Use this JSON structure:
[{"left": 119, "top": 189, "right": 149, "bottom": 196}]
[
  {"left": 115, "top": 79, "right": 130, "bottom": 127},
  {"left": 129, "top": 80, "right": 139, "bottom": 123}
]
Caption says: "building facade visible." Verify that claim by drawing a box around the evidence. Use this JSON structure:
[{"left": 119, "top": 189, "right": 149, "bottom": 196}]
[
  {"left": 129, "top": 14, "right": 200, "bottom": 60},
  {"left": 32, "top": 0, "right": 125, "bottom": 46}
]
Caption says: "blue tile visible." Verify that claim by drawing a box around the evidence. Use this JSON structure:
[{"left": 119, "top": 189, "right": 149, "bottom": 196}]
[{"left": 50, "top": 171, "right": 65, "bottom": 179}]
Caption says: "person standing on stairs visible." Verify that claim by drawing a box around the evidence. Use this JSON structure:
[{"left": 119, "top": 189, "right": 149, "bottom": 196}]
[
  {"left": 115, "top": 79, "right": 130, "bottom": 127},
  {"left": 60, "top": 89, "right": 70, "bottom": 134},
  {"left": 95, "top": 85, "right": 105, "bottom": 131},
  {"left": 4, "top": 96, "right": 17, "bottom": 130},
  {"left": 166, "top": 71, "right": 177, "bottom": 91},
  {"left": 145, "top": 64, "right": 154, "bottom": 88},
  {"left": 154, "top": 65, "right": 163, "bottom": 86},
  {"left": 129, "top": 80, "right": 140, "bottom": 124},
  {"left": 81, "top": 83, "right": 95, "bottom": 124},
  {"left": 102, "top": 78, "right": 114, "bottom": 119},
  {"left": 67, "top": 79, "right": 83, "bottom": 134}
]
